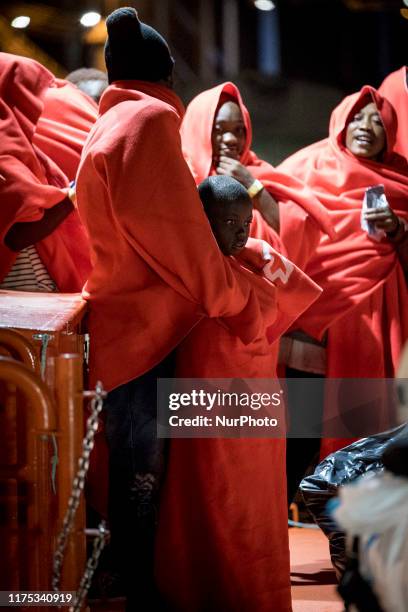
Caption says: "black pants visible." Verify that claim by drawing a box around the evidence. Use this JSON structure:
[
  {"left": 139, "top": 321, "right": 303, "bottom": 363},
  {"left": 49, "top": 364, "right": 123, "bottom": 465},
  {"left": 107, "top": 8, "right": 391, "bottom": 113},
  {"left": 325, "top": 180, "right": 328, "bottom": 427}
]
[
  {"left": 285, "top": 367, "right": 325, "bottom": 505},
  {"left": 104, "top": 353, "right": 175, "bottom": 611}
]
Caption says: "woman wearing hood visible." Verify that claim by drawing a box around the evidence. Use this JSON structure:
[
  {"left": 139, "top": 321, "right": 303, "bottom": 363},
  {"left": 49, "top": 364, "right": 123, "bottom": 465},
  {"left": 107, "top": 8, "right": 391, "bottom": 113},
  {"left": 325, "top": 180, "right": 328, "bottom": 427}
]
[
  {"left": 0, "top": 53, "right": 91, "bottom": 292},
  {"left": 180, "top": 81, "right": 335, "bottom": 270},
  {"left": 278, "top": 86, "right": 408, "bottom": 474}
]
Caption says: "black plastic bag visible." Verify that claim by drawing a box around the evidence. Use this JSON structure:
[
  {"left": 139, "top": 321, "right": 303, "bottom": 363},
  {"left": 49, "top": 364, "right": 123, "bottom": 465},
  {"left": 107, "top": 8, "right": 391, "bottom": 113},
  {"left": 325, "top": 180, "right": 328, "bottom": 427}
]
[
  {"left": 299, "top": 423, "right": 408, "bottom": 578},
  {"left": 338, "top": 537, "right": 384, "bottom": 612}
]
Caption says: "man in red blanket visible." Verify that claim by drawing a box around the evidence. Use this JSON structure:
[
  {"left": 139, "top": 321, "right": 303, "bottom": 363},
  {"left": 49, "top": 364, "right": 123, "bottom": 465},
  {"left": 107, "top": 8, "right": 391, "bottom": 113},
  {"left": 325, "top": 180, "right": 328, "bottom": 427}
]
[
  {"left": 75, "top": 8, "right": 278, "bottom": 609},
  {"left": 156, "top": 175, "right": 321, "bottom": 612}
]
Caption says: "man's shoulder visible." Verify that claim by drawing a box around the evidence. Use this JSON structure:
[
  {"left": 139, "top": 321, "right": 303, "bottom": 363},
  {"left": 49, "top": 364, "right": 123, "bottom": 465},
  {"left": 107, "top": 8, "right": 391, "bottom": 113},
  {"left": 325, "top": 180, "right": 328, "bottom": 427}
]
[{"left": 88, "top": 97, "right": 177, "bottom": 152}]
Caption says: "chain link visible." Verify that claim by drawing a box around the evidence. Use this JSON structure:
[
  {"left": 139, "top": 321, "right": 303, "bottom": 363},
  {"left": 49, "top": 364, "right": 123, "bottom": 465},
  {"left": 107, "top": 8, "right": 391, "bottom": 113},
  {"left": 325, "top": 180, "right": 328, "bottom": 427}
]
[
  {"left": 52, "top": 381, "right": 108, "bottom": 602},
  {"left": 70, "top": 521, "right": 109, "bottom": 612}
]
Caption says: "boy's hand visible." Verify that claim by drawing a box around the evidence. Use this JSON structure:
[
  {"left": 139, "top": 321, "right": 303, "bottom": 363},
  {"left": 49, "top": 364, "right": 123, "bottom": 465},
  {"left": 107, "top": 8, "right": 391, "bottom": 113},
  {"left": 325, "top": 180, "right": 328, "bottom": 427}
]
[{"left": 216, "top": 156, "right": 254, "bottom": 189}]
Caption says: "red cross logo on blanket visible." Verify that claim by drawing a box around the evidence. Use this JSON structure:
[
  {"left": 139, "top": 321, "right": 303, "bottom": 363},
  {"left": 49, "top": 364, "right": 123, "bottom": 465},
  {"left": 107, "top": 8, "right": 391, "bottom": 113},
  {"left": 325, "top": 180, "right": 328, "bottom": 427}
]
[{"left": 263, "top": 254, "right": 294, "bottom": 285}]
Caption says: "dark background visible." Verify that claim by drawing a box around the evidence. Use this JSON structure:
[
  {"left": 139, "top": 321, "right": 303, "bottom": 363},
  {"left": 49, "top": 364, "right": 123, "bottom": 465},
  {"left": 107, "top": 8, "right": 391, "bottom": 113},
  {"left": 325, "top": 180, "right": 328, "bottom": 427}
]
[{"left": 0, "top": 0, "right": 406, "bottom": 163}]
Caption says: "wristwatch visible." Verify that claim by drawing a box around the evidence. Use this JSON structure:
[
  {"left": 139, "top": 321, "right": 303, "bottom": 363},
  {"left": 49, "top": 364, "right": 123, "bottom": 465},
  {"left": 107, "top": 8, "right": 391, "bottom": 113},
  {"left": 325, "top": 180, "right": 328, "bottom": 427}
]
[{"left": 247, "top": 179, "right": 264, "bottom": 199}]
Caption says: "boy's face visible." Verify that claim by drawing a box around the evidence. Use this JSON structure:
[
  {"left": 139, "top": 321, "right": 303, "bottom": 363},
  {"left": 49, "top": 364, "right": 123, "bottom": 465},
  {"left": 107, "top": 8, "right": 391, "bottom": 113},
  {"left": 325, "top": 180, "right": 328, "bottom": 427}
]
[{"left": 208, "top": 198, "right": 253, "bottom": 256}]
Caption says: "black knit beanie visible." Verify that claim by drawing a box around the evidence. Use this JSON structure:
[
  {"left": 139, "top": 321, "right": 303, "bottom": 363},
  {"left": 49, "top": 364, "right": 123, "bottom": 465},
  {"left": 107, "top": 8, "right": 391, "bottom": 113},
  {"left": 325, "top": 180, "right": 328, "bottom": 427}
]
[{"left": 104, "top": 7, "right": 174, "bottom": 84}]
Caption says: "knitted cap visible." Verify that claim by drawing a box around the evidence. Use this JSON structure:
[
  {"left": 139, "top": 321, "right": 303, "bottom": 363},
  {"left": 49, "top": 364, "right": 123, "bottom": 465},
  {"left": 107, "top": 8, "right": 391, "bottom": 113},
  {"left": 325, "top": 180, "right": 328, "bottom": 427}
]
[{"left": 104, "top": 7, "right": 174, "bottom": 84}]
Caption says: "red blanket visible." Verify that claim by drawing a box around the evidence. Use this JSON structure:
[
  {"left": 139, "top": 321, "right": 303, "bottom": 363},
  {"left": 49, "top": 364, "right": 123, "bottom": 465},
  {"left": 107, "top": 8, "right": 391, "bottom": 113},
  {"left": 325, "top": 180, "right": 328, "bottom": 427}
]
[
  {"left": 279, "top": 85, "right": 408, "bottom": 455},
  {"left": 34, "top": 79, "right": 98, "bottom": 181},
  {"left": 156, "top": 238, "right": 320, "bottom": 612},
  {"left": 180, "top": 81, "right": 334, "bottom": 268},
  {"left": 76, "top": 81, "right": 274, "bottom": 391},
  {"left": 0, "top": 53, "right": 90, "bottom": 290},
  {"left": 379, "top": 66, "right": 408, "bottom": 161}
]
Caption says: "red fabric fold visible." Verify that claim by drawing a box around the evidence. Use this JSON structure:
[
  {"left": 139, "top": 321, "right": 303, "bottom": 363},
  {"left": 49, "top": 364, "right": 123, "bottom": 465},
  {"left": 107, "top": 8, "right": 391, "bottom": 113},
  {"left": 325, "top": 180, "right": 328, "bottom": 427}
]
[
  {"left": 34, "top": 78, "right": 98, "bottom": 181},
  {"left": 180, "top": 81, "right": 335, "bottom": 268},
  {"left": 238, "top": 238, "right": 322, "bottom": 345},
  {"left": 76, "top": 81, "right": 272, "bottom": 391},
  {"left": 379, "top": 66, "right": 408, "bottom": 161},
  {"left": 278, "top": 85, "right": 408, "bottom": 456},
  {"left": 0, "top": 53, "right": 90, "bottom": 290}
]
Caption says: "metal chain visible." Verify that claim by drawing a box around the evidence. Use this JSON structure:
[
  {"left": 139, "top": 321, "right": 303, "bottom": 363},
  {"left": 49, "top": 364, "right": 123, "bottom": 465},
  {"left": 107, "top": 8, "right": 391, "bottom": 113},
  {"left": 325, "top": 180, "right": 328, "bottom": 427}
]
[
  {"left": 32, "top": 333, "right": 51, "bottom": 379},
  {"left": 70, "top": 521, "right": 109, "bottom": 612},
  {"left": 52, "top": 381, "right": 107, "bottom": 594}
]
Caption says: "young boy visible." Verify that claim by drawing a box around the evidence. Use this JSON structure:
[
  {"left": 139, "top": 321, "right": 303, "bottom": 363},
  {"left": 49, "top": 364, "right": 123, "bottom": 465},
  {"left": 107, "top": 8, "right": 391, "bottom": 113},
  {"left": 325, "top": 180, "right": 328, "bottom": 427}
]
[
  {"left": 155, "top": 175, "right": 321, "bottom": 612},
  {"left": 199, "top": 175, "right": 254, "bottom": 258}
]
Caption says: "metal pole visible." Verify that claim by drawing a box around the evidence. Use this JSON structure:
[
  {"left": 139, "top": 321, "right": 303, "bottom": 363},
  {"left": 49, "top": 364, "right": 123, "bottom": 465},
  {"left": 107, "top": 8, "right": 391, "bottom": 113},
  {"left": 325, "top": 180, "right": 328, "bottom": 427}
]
[
  {"left": 199, "top": 0, "right": 216, "bottom": 81},
  {"left": 257, "top": 5, "right": 281, "bottom": 78},
  {"left": 222, "top": 0, "right": 240, "bottom": 77},
  {"left": 54, "top": 354, "right": 85, "bottom": 592}
]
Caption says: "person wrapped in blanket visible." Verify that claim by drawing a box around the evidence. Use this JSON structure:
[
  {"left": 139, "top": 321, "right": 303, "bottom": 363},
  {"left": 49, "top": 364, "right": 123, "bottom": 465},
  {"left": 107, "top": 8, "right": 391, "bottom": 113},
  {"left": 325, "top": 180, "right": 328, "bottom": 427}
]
[
  {"left": 76, "top": 8, "right": 293, "bottom": 610},
  {"left": 155, "top": 175, "right": 322, "bottom": 612},
  {"left": 278, "top": 86, "right": 408, "bottom": 501},
  {"left": 0, "top": 52, "right": 90, "bottom": 293}
]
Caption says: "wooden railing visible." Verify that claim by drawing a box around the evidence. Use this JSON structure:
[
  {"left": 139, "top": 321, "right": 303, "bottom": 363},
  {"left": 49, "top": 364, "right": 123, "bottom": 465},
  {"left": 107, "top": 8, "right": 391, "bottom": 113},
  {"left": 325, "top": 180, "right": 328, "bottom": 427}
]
[
  {"left": 0, "top": 332, "right": 86, "bottom": 595},
  {"left": 0, "top": 355, "right": 57, "bottom": 591}
]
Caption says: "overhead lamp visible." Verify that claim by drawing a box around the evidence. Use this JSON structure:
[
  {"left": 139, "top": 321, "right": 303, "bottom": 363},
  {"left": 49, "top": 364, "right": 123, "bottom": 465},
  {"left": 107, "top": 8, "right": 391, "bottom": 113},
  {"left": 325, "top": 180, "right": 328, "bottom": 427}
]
[
  {"left": 254, "top": 0, "right": 276, "bottom": 10},
  {"left": 80, "top": 11, "right": 101, "bottom": 27},
  {"left": 11, "top": 15, "right": 31, "bottom": 29}
]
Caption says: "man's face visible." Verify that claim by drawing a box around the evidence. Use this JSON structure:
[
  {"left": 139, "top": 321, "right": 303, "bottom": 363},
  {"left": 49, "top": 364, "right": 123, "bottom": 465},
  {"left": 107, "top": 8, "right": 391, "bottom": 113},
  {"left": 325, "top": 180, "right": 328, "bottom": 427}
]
[
  {"left": 208, "top": 198, "right": 253, "bottom": 256},
  {"left": 345, "top": 101, "right": 386, "bottom": 160},
  {"left": 211, "top": 101, "right": 246, "bottom": 163}
]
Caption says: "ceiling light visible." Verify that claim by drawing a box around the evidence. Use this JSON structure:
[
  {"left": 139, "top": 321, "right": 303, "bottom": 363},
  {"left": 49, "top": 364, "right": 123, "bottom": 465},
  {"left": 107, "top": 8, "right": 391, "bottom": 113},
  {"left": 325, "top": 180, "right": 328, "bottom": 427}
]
[
  {"left": 254, "top": 0, "right": 276, "bottom": 10},
  {"left": 11, "top": 16, "right": 31, "bottom": 29},
  {"left": 80, "top": 12, "right": 101, "bottom": 27}
]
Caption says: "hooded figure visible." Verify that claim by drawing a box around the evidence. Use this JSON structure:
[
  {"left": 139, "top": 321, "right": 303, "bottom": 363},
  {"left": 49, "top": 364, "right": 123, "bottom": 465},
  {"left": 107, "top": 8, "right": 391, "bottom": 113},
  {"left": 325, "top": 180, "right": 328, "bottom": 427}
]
[
  {"left": 0, "top": 52, "right": 91, "bottom": 292},
  {"left": 279, "top": 85, "right": 408, "bottom": 460},
  {"left": 180, "top": 81, "right": 335, "bottom": 269}
]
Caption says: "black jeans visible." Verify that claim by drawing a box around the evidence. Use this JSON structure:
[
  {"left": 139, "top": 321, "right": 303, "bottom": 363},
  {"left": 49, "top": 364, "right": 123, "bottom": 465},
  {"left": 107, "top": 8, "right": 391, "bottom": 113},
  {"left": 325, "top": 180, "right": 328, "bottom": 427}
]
[
  {"left": 285, "top": 367, "right": 325, "bottom": 505},
  {"left": 104, "top": 353, "right": 175, "bottom": 611}
]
